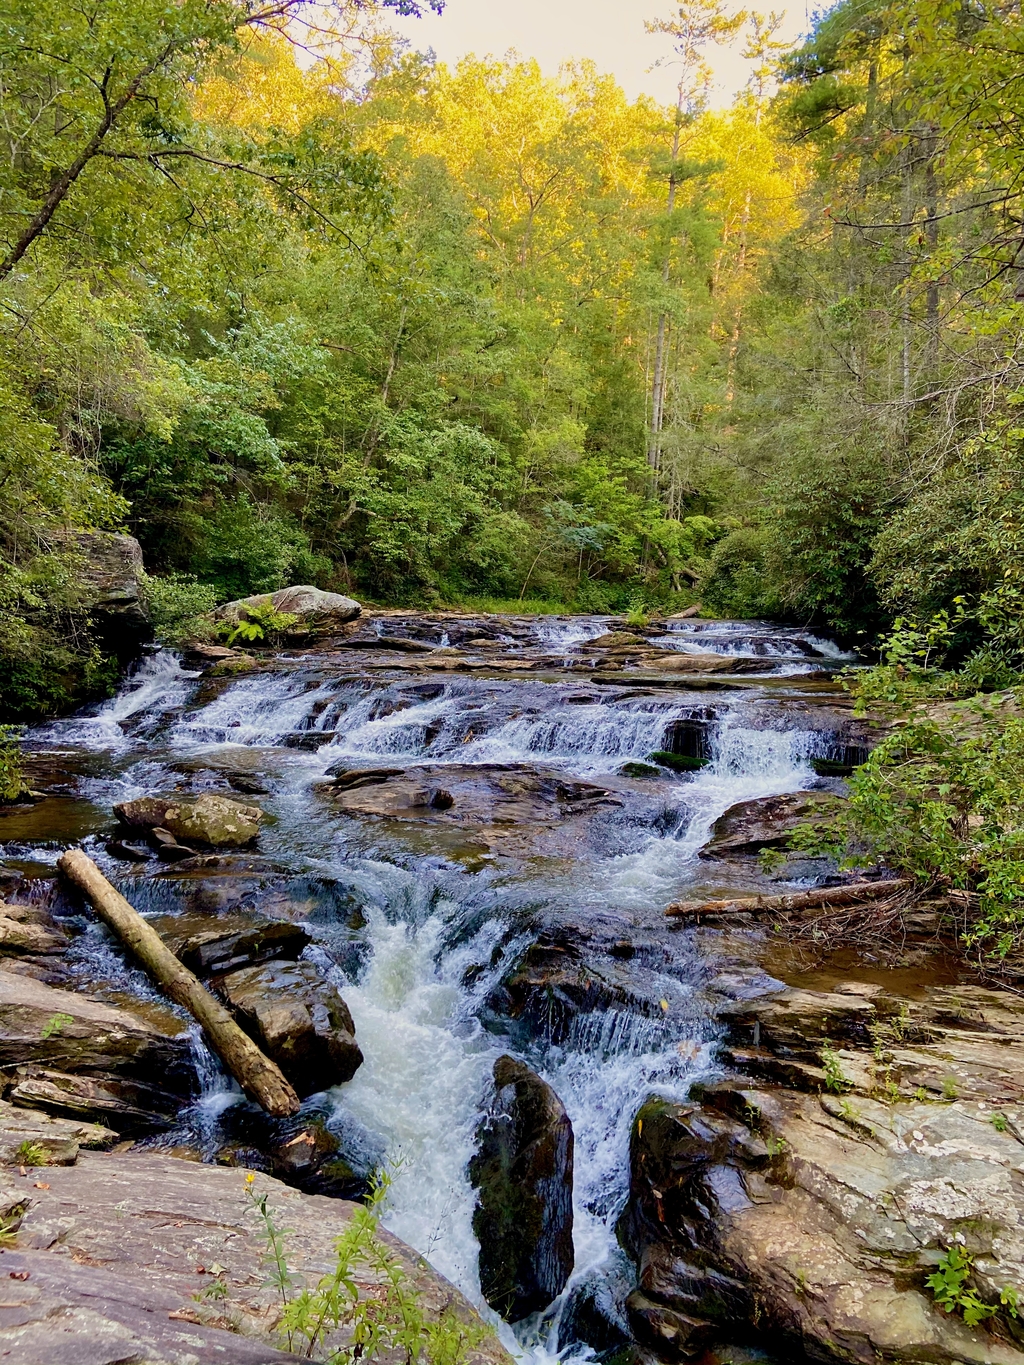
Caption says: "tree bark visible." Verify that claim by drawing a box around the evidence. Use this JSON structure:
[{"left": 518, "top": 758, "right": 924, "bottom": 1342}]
[
  {"left": 664, "top": 877, "right": 912, "bottom": 920},
  {"left": 58, "top": 849, "right": 300, "bottom": 1116}
]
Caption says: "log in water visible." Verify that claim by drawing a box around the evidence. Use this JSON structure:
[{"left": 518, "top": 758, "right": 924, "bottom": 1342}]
[
  {"left": 57, "top": 848, "right": 300, "bottom": 1117},
  {"left": 665, "top": 877, "right": 912, "bottom": 920}
]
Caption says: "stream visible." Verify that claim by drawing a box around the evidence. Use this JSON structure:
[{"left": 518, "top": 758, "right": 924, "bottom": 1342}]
[{"left": 6, "top": 613, "right": 865, "bottom": 1363}]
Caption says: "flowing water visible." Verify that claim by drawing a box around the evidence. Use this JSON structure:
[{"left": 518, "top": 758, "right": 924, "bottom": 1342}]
[{"left": 11, "top": 615, "right": 861, "bottom": 1362}]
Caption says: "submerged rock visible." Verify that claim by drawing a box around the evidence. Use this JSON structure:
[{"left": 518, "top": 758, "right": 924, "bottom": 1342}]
[
  {"left": 469, "top": 1054, "right": 574, "bottom": 1321},
  {"left": 217, "top": 958, "right": 363, "bottom": 1098}
]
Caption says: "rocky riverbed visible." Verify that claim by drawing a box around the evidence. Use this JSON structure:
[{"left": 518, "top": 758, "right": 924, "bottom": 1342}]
[{"left": 1, "top": 599, "right": 1019, "bottom": 1365}]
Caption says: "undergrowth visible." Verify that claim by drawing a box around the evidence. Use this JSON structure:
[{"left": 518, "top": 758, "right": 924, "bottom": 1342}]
[{"left": 245, "top": 1171, "right": 486, "bottom": 1364}]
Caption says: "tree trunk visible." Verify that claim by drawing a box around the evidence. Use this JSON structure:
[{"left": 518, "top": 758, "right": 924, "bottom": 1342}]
[
  {"left": 58, "top": 849, "right": 300, "bottom": 1117},
  {"left": 664, "top": 877, "right": 912, "bottom": 920}
]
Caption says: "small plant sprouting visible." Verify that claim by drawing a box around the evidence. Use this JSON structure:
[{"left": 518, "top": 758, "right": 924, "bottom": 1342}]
[
  {"left": 765, "top": 1133, "right": 788, "bottom": 1158},
  {"left": 14, "top": 1141, "right": 47, "bottom": 1168},
  {"left": 925, "top": 1244, "right": 1020, "bottom": 1328},
  {"left": 821, "top": 1045, "right": 853, "bottom": 1094},
  {"left": 41, "top": 1012, "right": 74, "bottom": 1040},
  {"left": 193, "top": 1276, "right": 230, "bottom": 1303},
  {"left": 991, "top": 1111, "right": 1009, "bottom": 1132},
  {"left": 942, "top": 1076, "right": 959, "bottom": 1101}
]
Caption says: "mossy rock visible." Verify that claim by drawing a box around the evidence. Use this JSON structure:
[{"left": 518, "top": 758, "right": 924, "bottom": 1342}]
[
  {"left": 619, "top": 762, "right": 661, "bottom": 779},
  {"left": 646, "top": 750, "right": 710, "bottom": 773}
]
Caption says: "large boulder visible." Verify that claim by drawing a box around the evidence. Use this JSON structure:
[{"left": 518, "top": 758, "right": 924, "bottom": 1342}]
[
  {"left": 620, "top": 981, "right": 1024, "bottom": 1364},
  {"left": 469, "top": 1054, "right": 575, "bottom": 1321},
  {"left": 217, "top": 958, "right": 363, "bottom": 1098},
  {"left": 699, "top": 790, "right": 842, "bottom": 859},
  {"left": 115, "top": 793, "right": 263, "bottom": 848},
  {"left": 65, "top": 530, "right": 150, "bottom": 648},
  {"left": 162, "top": 793, "right": 263, "bottom": 848},
  {"left": 212, "top": 585, "right": 361, "bottom": 640}
]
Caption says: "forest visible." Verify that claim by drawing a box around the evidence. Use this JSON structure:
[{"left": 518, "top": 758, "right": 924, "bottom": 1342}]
[{"left": 1, "top": 0, "right": 1023, "bottom": 715}]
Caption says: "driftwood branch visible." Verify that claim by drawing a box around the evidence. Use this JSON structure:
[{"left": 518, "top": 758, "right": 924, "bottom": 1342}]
[
  {"left": 58, "top": 849, "right": 300, "bottom": 1117},
  {"left": 665, "top": 878, "right": 913, "bottom": 921}
]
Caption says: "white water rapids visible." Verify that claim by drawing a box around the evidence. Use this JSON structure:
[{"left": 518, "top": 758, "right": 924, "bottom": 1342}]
[{"left": 20, "top": 617, "right": 852, "bottom": 1363}]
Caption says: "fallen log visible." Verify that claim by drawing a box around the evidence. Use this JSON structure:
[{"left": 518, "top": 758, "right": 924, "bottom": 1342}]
[
  {"left": 57, "top": 849, "right": 300, "bottom": 1117},
  {"left": 665, "top": 878, "right": 913, "bottom": 921}
]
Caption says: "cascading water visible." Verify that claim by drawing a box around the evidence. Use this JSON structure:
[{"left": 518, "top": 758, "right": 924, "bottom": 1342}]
[{"left": 16, "top": 614, "right": 859, "bottom": 1363}]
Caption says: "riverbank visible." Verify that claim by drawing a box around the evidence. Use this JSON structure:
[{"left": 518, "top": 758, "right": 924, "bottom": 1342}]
[{"left": 1, "top": 607, "right": 1019, "bottom": 1364}]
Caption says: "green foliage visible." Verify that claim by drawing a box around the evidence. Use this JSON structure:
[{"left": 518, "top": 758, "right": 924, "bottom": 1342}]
[
  {"left": 820, "top": 1045, "right": 853, "bottom": 1094},
  {"left": 40, "top": 1013, "right": 74, "bottom": 1041},
  {"left": 221, "top": 602, "right": 299, "bottom": 646},
  {"left": 13, "top": 1141, "right": 47, "bottom": 1168},
  {"left": 245, "top": 1172, "right": 487, "bottom": 1364},
  {"left": 795, "top": 678, "right": 1024, "bottom": 945},
  {"left": 924, "top": 1244, "right": 1019, "bottom": 1329},
  {"left": 0, "top": 728, "right": 27, "bottom": 804},
  {"left": 143, "top": 575, "right": 221, "bottom": 646}
]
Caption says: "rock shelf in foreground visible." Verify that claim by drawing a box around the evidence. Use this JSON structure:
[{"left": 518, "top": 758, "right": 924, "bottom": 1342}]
[{"left": 0, "top": 1149, "right": 510, "bottom": 1365}]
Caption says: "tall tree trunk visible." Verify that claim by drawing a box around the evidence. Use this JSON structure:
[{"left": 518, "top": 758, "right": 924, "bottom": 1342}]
[
  {"left": 923, "top": 123, "right": 940, "bottom": 391},
  {"left": 648, "top": 87, "right": 685, "bottom": 475}
]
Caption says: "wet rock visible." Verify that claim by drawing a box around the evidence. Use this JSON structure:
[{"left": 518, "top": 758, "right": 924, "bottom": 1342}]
[
  {"left": 470, "top": 1055, "right": 574, "bottom": 1322},
  {"left": 113, "top": 796, "right": 174, "bottom": 829},
  {"left": 217, "top": 958, "right": 363, "bottom": 1098},
  {"left": 0, "top": 902, "right": 66, "bottom": 956},
  {"left": 160, "top": 914, "right": 310, "bottom": 977},
  {"left": 6, "top": 1068, "right": 182, "bottom": 1135},
  {"left": 647, "top": 750, "right": 710, "bottom": 773},
  {"left": 162, "top": 793, "right": 263, "bottom": 848},
  {"left": 661, "top": 716, "right": 715, "bottom": 761},
  {"left": 483, "top": 919, "right": 675, "bottom": 1045},
  {"left": 212, "top": 1105, "right": 384, "bottom": 1201},
  {"left": 559, "top": 1272, "right": 632, "bottom": 1357},
  {"left": 105, "top": 838, "right": 151, "bottom": 862},
  {"left": 63, "top": 530, "right": 151, "bottom": 649},
  {"left": 619, "top": 761, "right": 661, "bottom": 779},
  {"left": 699, "top": 790, "right": 842, "bottom": 858},
  {"left": 625, "top": 980, "right": 1024, "bottom": 1365},
  {"left": 0, "top": 1095, "right": 116, "bottom": 1164},
  {"left": 0, "top": 970, "right": 193, "bottom": 1091},
  {"left": 326, "top": 762, "right": 622, "bottom": 859},
  {"left": 2, "top": 1151, "right": 509, "bottom": 1365},
  {"left": 212, "top": 585, "right": 361, "bottom": 640}
]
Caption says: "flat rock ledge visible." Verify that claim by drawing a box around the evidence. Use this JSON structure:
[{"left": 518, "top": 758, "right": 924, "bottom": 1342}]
[
  {"left": 0, "top": 1149, "right": 510, "bottom": 1365},
  {"left": 621, "top": 980, "right": 1024, "bottom": 1365}
]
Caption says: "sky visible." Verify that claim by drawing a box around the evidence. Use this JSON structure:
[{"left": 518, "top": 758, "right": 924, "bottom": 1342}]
[{"left": 389, "top": 0, "right": 815, "bottom": 108}]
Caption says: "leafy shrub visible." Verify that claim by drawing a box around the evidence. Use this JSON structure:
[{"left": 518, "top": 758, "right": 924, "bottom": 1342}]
[
  {"left": 142, "top": 573, "right": 220, "bottom": 645},
  {"left": 245, "top": 1172, "right": 486, "bottom": 1364},
  {"left": 926, "top": 1244, "right": 1019, "bottom": 1328},
  {"left": 0, "top": 726, "right": 27, "bottom": 803},
  {"left": 220, "top": 601, "right": 298, "bottom": 646},
  {"left": 793, "top": 690, "right": 1024, "bottom": 948}
]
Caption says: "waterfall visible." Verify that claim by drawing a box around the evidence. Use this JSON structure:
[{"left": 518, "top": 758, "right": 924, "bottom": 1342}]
[{"left": 17, "top": 614, "right": 855, "bottom": 1362}]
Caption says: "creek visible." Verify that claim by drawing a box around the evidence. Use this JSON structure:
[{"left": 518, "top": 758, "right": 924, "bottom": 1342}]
[{"left": 8, "top": 614, "right": 864, "bottom": 1363}]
